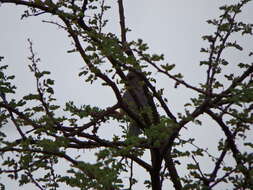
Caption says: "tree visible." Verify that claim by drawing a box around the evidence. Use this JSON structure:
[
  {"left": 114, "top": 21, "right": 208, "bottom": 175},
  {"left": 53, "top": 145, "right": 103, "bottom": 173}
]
[{"left": 0, "top": 0, "right": 253, "bottom": 189}]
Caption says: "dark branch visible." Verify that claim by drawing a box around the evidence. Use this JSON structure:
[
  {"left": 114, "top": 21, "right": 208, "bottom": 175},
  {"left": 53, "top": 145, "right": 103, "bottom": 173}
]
[
  {"left": 205, "top": 109, "right": 241, "bottom": 164},
  {"left": 164, "top": 152, "right": 182, "bottom": 190},
  {"left": 117, "top": 0, "right": 126, "bottom": 44}
]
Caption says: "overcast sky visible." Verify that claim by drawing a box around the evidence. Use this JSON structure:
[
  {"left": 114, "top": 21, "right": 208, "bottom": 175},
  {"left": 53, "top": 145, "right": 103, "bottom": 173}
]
[{"left": 0, "top": 0, "right": 253, "bottom": 189}]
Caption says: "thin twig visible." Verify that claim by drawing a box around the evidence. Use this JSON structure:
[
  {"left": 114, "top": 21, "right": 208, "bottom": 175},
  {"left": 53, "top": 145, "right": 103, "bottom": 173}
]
[
  {"left": 0, "top": 93, "right": 26, "bottom": 139},
  {"left": 192, "top": 155, "right": 207, "bottom": 182},
  {"left": 134, "top": 49, "right": 206, "bottom": 95},
  {"left": 25, "top": 170, "right": 45, "bottom": 190},
  {"left": 129, "top": 160, "right": 134, "bottom": 190}
]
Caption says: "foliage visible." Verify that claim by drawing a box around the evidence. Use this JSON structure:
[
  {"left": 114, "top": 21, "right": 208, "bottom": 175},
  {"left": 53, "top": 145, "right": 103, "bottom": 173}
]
[{"left": 0, "top": 0, "right": 253, "bottom": 189}]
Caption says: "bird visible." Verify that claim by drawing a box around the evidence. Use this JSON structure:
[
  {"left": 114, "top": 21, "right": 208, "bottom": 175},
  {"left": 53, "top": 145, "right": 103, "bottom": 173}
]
[{"left": 121, "top": 71, "right": 150, "bottom": 136}]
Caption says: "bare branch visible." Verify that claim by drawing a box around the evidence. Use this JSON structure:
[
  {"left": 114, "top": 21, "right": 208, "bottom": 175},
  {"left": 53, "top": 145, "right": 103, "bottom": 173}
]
[{"left": 117, "top": 0, "right": 126, "bottom": 44}]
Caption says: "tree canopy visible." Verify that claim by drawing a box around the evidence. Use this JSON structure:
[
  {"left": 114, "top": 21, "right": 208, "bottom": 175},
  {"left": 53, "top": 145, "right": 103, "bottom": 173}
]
[{"left": 0, "top": 0, "right": 253, "bottom": 190}]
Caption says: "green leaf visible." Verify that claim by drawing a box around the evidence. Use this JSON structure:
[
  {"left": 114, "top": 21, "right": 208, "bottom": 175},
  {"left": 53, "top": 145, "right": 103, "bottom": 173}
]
[
  {"left": 219, "top": 23, "right": 231, "bottom": 31},
  {"left": 46, "top": 79, "right": 54, "bottom": 85},
  {"left": 161, "top": 63, "right": 175, "bottom": 71},
  {"left": 23, "top": 94, "right": 41, "bottom": 100},
  {"left": 187, "top": 164, "right": 198, "bottom": 170},
  {"left": 46, "top": 87, "right": 54, "bottom": 94}
]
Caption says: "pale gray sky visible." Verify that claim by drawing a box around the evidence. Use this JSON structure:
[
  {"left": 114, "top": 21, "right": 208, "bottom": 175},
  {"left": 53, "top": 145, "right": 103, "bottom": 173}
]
[{"left": 0, "top": 0, "right": 253, "bottom": 189}]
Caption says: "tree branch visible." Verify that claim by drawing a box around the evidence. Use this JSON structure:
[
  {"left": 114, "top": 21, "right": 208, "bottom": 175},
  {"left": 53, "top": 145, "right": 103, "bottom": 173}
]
[
  {"left": 0, "top": 93, "right": 26, "bottom": 139},
  {"left": 61, "top": 17, "right": 148, "bottom": 132},
  {"left": 135, "top": 49, "right": 206, "bottom": 95},
  {"left": 205, "top": 109, "right": 241, "bottom": 163},
  {"left": 117, "top": 0, "right": 126, "bottom": 44},
  {"left": 164, "top": 152, "right": 182, "bottom": 190}
]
